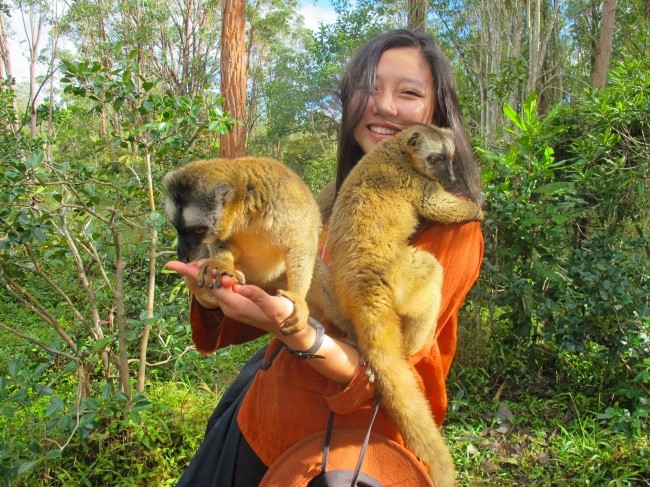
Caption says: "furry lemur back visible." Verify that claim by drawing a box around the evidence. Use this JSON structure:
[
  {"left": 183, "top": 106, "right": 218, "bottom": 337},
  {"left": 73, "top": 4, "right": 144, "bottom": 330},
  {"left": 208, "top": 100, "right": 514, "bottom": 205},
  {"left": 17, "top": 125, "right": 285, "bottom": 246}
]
[{"left": 312, "top": 124, "right": 483, "bottom": 487}]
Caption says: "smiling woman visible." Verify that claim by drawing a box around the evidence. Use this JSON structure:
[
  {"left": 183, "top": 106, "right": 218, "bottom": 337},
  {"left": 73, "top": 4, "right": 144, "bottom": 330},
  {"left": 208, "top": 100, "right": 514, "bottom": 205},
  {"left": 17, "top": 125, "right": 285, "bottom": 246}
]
[{"left": 170, "top": 28, "right": 484, "bottom": 487}]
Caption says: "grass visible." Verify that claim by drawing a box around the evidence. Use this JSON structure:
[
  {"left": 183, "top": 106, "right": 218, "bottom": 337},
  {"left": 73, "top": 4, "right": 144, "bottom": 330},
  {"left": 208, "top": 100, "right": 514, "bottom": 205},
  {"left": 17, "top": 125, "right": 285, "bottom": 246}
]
[
  {"left": 444, "top": 322, "right": 650, "bottom": 486},
  {"left": 446, "top": 392, "right": 649, "bottom": 485},
  {"left": 1, "top": 319, "right": 647, "bottom": 486}
]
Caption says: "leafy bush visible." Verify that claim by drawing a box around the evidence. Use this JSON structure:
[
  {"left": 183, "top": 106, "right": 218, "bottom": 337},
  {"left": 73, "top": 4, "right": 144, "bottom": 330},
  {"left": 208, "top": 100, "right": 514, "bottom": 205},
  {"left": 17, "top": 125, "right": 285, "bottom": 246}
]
[
  {"left": 477, "top": 58, "right": 650, "bottom": 432},
  {"left": 0, "top": 353, "right": 216, "bottom": 487}
]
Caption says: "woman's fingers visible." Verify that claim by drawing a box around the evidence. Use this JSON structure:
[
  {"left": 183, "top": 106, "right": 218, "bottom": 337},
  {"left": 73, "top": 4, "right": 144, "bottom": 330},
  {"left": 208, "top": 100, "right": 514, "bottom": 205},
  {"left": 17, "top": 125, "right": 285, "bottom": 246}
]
[
  {"left": 165, "top": 260, "right": 200, "bottom": 279},
  {"left": 237, "top": 285, "right": 294, "bottom": 325},
  {"left": 165, "top": 260, "right": 294, "bottom": 332}
]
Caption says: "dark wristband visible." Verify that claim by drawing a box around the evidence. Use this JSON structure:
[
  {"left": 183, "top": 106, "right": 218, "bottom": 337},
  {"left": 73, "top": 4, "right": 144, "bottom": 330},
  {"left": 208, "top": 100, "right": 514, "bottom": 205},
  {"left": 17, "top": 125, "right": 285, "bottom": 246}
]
[{"left": 283, "top": 317, "right": 326, "bottom": 360}]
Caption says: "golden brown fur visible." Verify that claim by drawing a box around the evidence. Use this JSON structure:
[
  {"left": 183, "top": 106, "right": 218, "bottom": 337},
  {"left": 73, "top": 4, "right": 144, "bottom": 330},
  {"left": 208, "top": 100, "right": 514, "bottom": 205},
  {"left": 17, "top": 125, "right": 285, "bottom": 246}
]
[
  {"left": 314, "top": 125, "right": 482, "bottom": 486},
  {"left": 163, "top": 156, "right": 322, "bottom": 335}
]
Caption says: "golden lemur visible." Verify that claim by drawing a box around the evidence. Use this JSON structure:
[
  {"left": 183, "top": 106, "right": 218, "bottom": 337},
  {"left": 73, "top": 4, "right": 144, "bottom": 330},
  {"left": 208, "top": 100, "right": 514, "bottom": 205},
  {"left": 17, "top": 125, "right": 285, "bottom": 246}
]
[
  {"left": 313, "top": 124, "right": 483, "bottom": 487},
  {"left": 163, "top": 156, "right": 321, "bottom": 335}
]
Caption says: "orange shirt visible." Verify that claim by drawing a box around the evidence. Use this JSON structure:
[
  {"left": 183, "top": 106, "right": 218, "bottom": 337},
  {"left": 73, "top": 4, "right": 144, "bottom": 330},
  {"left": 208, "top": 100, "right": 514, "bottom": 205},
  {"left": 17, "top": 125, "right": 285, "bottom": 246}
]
[{"left": 188, "top": 220, "right": 484, "bottom": 468}]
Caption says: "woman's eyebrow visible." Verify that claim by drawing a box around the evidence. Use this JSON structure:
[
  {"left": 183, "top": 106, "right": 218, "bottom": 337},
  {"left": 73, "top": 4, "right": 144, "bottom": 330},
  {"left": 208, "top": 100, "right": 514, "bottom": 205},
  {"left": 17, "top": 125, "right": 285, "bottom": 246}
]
[{"left": 375, "top": 74, "right": 428, "bottom": 87}]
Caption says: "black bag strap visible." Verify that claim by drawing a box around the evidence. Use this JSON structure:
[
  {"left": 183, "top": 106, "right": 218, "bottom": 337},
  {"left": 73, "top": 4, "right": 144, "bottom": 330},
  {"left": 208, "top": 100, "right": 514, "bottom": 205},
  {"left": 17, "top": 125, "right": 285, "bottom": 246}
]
[
  {"left": 320, "top": 395, "right": 382, "bottom": 486},
  {"left": 259, "top": 340, "right": 285, "bottom": 370}
]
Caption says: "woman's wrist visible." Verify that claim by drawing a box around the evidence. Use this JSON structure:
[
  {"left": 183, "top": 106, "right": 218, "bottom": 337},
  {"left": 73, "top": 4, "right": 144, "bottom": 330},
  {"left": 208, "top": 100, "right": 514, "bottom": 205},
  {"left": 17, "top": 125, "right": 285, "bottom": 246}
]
[
  {"left": 277, "top": 314, "right": 317, "bottom": 350},
  {"left": 283, "top": 317, "right": 325, "bottom": 359},
  {"left": 307, "top": 334, "right": 360, "bottom": 385}
]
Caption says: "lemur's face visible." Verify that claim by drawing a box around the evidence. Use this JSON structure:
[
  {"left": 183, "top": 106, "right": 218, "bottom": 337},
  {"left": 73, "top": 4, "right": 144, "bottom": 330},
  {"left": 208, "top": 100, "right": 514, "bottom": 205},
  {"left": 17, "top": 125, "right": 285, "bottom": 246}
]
[
  {"left": 404, "top": 125, "right": 456, "bottom": 186},
  {"left": 163, "top": 168, "right": 233, "bottom": 264}
]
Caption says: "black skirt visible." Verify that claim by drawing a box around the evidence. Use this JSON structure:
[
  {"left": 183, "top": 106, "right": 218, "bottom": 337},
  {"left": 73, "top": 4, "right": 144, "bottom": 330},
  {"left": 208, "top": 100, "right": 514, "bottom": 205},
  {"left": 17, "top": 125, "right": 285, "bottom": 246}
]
[{"left": 176, "top": 346, "right": 268, "bottom": 487}]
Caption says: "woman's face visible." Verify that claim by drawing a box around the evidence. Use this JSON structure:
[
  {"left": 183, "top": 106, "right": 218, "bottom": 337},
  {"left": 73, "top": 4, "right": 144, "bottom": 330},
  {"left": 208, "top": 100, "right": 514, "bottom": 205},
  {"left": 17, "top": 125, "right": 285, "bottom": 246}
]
[{"left": 353, "top": 47, "right": 435, "bottom": 155}]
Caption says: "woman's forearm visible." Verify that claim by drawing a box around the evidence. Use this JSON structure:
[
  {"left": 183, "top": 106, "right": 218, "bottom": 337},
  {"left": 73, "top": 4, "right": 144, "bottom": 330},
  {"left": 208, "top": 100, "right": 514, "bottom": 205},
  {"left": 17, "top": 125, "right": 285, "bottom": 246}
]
[
  {"left": 165, "top": 261, "right": 360, "bottom": 384},
  {"left": 279, "top": 323, "right": 360, "bottom": 385}
]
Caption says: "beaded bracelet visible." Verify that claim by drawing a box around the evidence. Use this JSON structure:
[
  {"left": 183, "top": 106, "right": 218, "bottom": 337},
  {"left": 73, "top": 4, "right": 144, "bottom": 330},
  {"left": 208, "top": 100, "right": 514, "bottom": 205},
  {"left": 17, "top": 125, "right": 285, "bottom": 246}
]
[{"left": 283, "top": 317, "right": 326, "bottom": 360}]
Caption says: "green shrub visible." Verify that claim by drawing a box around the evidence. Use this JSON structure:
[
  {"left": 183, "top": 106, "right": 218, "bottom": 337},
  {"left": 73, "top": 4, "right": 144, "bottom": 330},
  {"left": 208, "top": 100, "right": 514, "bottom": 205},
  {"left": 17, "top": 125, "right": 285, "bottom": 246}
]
[{"left": 476, "top": 58, "right": 650, "bottom": 433}]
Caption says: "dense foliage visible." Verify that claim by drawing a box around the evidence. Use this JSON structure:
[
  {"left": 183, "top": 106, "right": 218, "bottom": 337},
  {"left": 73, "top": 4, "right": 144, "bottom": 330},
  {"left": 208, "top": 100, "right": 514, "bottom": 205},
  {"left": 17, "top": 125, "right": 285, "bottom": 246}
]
[
  {"left": 0, "top": 1, "right": 648, "bottom": 485},
  {"left": 477, "top": 58, "right": 649, "bottom": 436}
]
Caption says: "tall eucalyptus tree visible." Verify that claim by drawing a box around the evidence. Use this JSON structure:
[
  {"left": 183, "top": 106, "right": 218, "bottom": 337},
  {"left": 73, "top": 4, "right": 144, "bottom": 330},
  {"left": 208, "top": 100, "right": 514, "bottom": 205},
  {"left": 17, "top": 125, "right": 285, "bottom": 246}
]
[
  {"left": 220, "top": 0, "right": 246, "bottom": 157},
  {"left": 592, "top": 0, "right": 617, "bottom": 88}
]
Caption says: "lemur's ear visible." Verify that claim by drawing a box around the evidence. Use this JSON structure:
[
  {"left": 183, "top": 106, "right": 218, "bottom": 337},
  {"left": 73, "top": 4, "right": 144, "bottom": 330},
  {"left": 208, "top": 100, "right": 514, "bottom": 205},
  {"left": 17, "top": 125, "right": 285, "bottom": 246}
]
[{"left": 407, "top": 131, "right": 421, "bottom": 147}]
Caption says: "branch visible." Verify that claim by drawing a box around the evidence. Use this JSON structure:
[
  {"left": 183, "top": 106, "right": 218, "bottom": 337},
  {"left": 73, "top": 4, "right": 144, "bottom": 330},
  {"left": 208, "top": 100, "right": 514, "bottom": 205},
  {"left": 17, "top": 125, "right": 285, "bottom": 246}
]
[
  {"left": 127, "top": 345, "right": 194, "bottom": 366},
  {"left": 23, "top": 243, "right": 88, "bottom": 326},
  {"left": 77, "top": 225, "right": 113, "bottom": 291},
  {"left": 56, "top": 209, "right": 103, "bottom": 339},
  {"left": 1, "top": 271, "right": 79, "bottom": 353},
  {"left": 0, "top": 321, "right": 78, "bottom": 362}
]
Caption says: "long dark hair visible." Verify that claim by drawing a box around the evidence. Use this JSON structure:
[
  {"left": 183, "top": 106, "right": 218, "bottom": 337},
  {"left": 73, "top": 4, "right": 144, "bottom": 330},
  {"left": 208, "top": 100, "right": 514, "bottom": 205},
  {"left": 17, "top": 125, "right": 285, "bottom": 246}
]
[{"left": 336, "top": 28, "right": 483, "bottom": 206}]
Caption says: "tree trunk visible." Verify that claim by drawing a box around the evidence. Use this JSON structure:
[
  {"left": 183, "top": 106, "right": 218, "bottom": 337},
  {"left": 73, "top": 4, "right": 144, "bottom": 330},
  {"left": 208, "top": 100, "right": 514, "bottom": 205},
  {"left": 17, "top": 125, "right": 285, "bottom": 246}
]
[
  {"left": 137, "top": 151, "right": 157, "bottom": 393},
  {"left": 0, "top": 10, "right": 12, "bottom": 80},
  {"left": 592, "top": 0, "right": 617, "bottom": 89},
  {"left": 408, "top": 0, "right": 427, "bottom": 32},
  {"left": 0, "top": 10, "right": 19, "bottom": 133},
  {"left": 220, "top": 0, "right": 247, "bottom": 158},
  {"left": 23, "top": 2, "right": 44, "bottom": 138},
  {"left": 113, "top": 229, "right": 132, "bottom": 403}
]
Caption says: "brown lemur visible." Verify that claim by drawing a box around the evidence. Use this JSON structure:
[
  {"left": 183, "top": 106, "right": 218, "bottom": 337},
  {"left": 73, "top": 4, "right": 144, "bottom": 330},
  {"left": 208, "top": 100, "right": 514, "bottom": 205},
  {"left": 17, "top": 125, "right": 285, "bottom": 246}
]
[
  {"left": 309, "top": 124, "right": 483, "bottom": 487},
  {"left": 163, "top": 156, "right": 322, "bottom": 335}
]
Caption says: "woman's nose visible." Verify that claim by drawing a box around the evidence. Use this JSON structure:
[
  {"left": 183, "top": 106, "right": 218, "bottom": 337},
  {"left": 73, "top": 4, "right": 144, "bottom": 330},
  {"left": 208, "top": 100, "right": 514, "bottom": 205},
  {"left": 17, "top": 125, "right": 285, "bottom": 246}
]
[{"left": 372, "top": 92, "right": 398, "bottom": 116}]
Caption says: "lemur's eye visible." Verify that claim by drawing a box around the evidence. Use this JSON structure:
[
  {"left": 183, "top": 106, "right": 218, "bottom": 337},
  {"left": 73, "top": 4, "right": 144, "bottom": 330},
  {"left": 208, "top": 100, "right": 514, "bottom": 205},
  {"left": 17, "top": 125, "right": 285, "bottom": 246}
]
[
  {"left": 193, "top": 227, "right": 207, "bottom": 235},
  {"left": 428, "top": 154, "right": 443, "bottom": 165}
]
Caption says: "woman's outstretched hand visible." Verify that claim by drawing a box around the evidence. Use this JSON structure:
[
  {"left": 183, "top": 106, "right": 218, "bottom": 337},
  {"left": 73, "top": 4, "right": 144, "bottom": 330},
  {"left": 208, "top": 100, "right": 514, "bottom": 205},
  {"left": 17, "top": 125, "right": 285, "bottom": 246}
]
[
  {"left": 165, "top": 260, "right": 295, "bottom": 335},
  {"left": 165, "top": 259, "right": 361, "bottom": 384}
]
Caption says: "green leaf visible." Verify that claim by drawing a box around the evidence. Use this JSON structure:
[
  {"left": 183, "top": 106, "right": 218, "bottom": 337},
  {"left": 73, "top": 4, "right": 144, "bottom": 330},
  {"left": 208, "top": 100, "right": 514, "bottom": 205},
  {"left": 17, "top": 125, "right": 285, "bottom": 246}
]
[
  {"left": 33, "top": 362, "right": 49, "bottom": 378},
  {"left": 34, "top": 384, "right": 53, "bottom": 396},
  {"left": 503, "top": 103, "right": 525, "bottom": 131},
  {"left": 46, "top": 396, "right": 65, "bottom": 417},
  {"left": 8, "top": 357, "right": 21, "bottom": 377},
  {"left": 2, "top": 405, "right": 15, "bottom": 418},
  {"left": 45, "top": 449, "right": 62, "bottom": 460},
  {"left": 93, "top": 336, "right": 113, "bottom": 351},
  {"left": 102, "top": 383, "right": 113, "bottom": 398},
  {"left": 32, "top": 227, "right": 47, "bottom": 242},
  {"left": 17, "top": 460, "right": 38, "bottom": 475},
  {"left": 132, "top": 399, "right": 153, "bottom": 412},
  {"left": 26, "top": 150, "right": 44, "bottom": 169},
  {"left": 83, "top": 397, "right": 99, "bottom": 411},
  {"left": 65, "top": 360, "right": 78, "bottom": 373},
  {"left": 79, "top": 412, "right": 97, "bottom": 427}
]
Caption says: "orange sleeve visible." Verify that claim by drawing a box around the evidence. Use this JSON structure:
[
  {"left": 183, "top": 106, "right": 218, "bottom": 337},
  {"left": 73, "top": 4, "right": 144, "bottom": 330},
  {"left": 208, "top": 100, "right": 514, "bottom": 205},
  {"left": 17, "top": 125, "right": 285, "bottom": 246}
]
[
  {"left": 413, "top": 221, "right": 484, "bottom": 367},
  {"left": 409, "top": 220, "right": 484, "bottom": 424},
  {"left": 324, "top": 361, "right": 376, "bottom": 414},
  {"left": 189, "top": 298, "right": 267, "bottom": 354}
]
